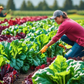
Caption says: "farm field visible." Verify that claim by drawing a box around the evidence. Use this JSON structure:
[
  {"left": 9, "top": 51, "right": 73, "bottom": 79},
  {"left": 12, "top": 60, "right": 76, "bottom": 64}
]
[
  {"left": 1, "top": 13, "right": 84, "bottom": 21},
  {"left": 68, "top": 14, "right": 84, "bottom": 20},
  {"left": 0, "top": 13, "right": 84, "bottom": 84}
]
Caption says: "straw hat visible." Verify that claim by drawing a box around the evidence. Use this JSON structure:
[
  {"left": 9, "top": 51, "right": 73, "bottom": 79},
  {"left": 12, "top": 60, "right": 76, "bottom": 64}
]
[{"left": 0, "top": 6, "right": 4, "bottom": 9}]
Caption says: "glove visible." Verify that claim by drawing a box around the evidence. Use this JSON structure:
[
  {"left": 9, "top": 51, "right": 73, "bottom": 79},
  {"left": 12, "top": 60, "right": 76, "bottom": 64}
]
[
  {"left": 59, "top": 44, "right": 66, "bottom": 49},
  {"left": 40, "top": 45, "right": 48, "bottom": 54},
  {"left": 4, "top": 13, "right": 7, "bottom": 15}
]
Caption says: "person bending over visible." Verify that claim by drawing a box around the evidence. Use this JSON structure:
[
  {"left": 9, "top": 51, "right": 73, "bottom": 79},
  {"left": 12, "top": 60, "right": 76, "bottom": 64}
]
[{"left": 40, "top": 10, "right": 84, "bottom": 59}]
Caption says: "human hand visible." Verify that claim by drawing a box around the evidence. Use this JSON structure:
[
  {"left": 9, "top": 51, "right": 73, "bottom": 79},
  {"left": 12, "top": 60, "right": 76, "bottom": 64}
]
[
  {"left": 40, "top": 45, "right": 48, "bottom": 54},
  {"left": 4, "top": 13, "right": 7, "bottom": 15}
]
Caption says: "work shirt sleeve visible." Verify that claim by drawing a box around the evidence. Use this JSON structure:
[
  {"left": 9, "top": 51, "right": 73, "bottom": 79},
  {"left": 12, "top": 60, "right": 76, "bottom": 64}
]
[
  {"left": 52, "top": 25, "right": 67, "bottom": 42},
  {"left": 0, "top": 12, "right": 6, "bottom": 17}
]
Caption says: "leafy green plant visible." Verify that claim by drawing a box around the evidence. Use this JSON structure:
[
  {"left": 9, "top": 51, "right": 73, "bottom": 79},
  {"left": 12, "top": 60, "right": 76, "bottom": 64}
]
[
  {"left": 10, "top": 39, "right": 28, "bottom": 59},
  {"left": 66, "top": 59, "right": 84, "bottom": 84},
  {"left": 34, "top": 34, "right": 49, "bottom": 50},
  {"left": 0, "top": 55, "right": 9, "bottom": 71},
  {"left": 32, "top": 55, "right": 71, "bottom": 84},
  {"left": 9, "top": 39, "right": 28, "bottom": 71}
]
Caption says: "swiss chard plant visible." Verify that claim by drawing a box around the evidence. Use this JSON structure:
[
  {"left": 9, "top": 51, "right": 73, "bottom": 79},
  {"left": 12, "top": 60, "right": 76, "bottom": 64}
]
[
  {"left": 34, "top": 34, "right": 49, "bottom": 50},
  {"left": 9, "top": 39, "right": 28, "bottom": 71},
  {"left": 32, "top": 55, "right": 71, "bottom": 84},
  {"left": 0, "top": 55, "right": 9, "bottom": 71},
  {"left": 66, "top": 59, "right": 84, "bottom": 84}
]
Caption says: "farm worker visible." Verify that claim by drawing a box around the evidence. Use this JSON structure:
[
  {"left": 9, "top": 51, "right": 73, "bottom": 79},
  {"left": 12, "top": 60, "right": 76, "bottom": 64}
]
[
  {"left": 40, "top": 10, "right": 84, "bottom": 59},
  {"left": 0, "top": 6, "right": 7, "bottom": 17}
]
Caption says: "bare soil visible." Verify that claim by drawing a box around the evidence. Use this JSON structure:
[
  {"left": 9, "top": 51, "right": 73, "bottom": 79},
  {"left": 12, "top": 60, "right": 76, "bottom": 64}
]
[{"left": 14, "top": 69, "right": 33, "bottom": 84}]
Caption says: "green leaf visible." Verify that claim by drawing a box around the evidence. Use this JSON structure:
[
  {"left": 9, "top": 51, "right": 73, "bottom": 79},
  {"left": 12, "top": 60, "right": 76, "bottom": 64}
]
[
  {"left": 33, "top": 59, "right": 39, "bottom": 66},
  {"left": 65, "top": 44, "right": 72, "bottom": 49},
  {"left": 19, "top": 54, "right": 26, "bottom": 60},
  {"left": 10, "top": 58, "right": 24, "bottom": 71},
  {"left": 34, "top": 34, "right": 49, "bottom": 49},
  {"left": 48, "top": 55, "right": 70, "bottom": 84},
  {"left": 0, "top": 41, "right": 12, "bottom": 60},
  {"left": 49, "top": 55, "right": 68, "bottom": 73},
  {"left": 10, "top": 58, "right": 16, "bottom": 67},
  {"left": 32, "top": 67, "right": 55, "bottom": 84},
  {"left": 20, "top": 63, "right": 30, "bottom": 73},
  {"left": 10, "top": 39, "right": 28, "bottom": 59},
  {"left": 66, "top": 60, "right": 84, "bottom": 84},
  {"left": 0, "top": 55, "right": 9, "bottom": 68},
  {"left": 0, "top": 80, "right": 4, "bottom": 83},
  {"left": 48, "top": 30, "right": 57, "bottom": 40},
  {"left": 16, "top": 59, "right": 23, "bottom": 68},
  {"left": 32, "top": 56, "right": 71, "bottom": 84}
]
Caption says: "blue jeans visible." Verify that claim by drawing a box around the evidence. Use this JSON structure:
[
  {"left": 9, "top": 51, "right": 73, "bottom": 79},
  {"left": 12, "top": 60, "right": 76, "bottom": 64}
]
[{"left": 61, "top": 35, "right": 84, "bottom": 59}]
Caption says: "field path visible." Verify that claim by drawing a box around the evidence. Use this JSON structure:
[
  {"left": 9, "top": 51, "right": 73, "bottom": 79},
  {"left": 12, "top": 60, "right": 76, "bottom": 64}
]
[{"left": 14, "top": 69, "right": 33, "bottom": 84}]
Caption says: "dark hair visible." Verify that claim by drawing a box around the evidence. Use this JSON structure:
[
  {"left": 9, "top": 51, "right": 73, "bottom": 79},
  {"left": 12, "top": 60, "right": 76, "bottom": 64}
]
[
  {"left": 56, "top": 11, "right": 68, "bottom": 19},
  {"left": 62, "top": 12, "right": 68, "bottom": 18}
]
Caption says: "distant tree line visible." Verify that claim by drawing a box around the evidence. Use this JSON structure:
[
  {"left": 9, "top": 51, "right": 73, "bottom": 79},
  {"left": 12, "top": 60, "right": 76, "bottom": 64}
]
[{"left": 1, "top": 0, "right": 84, "bottom": 11}]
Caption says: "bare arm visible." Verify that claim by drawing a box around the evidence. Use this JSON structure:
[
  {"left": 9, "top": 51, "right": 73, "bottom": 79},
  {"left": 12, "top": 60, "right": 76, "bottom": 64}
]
[{"left": 46, "top": 40, "right": 56, "bottom": 47}]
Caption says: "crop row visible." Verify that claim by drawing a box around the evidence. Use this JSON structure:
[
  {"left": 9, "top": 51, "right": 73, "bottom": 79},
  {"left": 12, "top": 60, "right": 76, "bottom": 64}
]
[
  {"left": 0, "top": 17, "right": 84, "bottom": 84},
  {"left": 0, "top": 18, "right": 64, "bottom": 74}
]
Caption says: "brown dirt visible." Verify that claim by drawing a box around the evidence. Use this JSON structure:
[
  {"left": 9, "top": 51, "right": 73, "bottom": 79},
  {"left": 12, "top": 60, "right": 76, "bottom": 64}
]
[{"left": 14, "top": 69, "right": 33, "bottom": 84}]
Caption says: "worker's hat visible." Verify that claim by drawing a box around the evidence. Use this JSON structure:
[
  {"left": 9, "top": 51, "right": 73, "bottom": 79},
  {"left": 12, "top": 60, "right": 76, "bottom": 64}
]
[{"left": 0, "top": 6, "right": 4, "bottom": 9}]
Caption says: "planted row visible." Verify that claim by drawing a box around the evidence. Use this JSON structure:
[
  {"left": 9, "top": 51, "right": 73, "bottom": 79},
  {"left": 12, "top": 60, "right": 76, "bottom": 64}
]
[
  {"left": 0, "top": 32, "right": 26, "bottom": 42},
  {"left": 0, "top": 16, "right": 48, "bottom": 25},
  {"left": 0, "top": 18, "right": 64, "bottom": 73},
  {"left": 25, "top": 55, "right": 84, "bottom": 84},
  {"left": 0, "top": 16, "right": 48, "bottom": 34},
  {"left": 0, "top": 35, "right": 63, "bottom": 73},
  {"left": 1, "top": 18, "right": 55, "bottom": 36}
]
